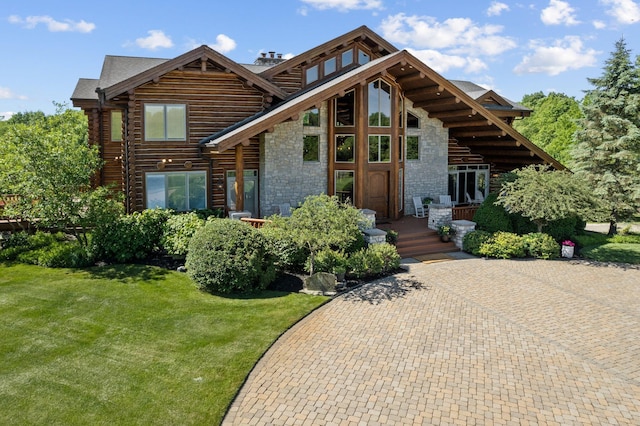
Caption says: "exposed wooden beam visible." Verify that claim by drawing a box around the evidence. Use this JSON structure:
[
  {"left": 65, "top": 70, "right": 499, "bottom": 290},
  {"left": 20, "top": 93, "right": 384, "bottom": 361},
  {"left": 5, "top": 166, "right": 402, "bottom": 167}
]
[
  {"left": 396, "top": 72, "right": 425, "bottom": 85},
  {"left": 469, "top": 148, "right": 536, "bottom": 157},
  {"left": 429, "top": 109, "right": 476, "bottom": 120},
  {"left": 404, "top": 85, "right": 444, "bottom": 98},
  {"left": 413, "top": 96, "right": 460, "bottom": 109},
  {"left": 451, "top": 129, "right": 507, "bottom": 138},
  {"left": 443, "top": 119, "right": 492, "bottom": 128},
  {"left": 456, "top": 139, "right": 517, "bottom": 147}
]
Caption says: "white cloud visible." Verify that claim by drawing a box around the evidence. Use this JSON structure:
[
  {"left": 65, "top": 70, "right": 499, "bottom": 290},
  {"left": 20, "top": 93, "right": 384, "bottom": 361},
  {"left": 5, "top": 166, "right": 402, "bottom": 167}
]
[
  {"left": 0, "top": 112, "right": 15, "bottom": 121},
  {"left": 514, "top": 36, "right": 599, "bottom": 75},
  {"left": 541, "top": 0, "right": 580, "bottom": 25},
  {"left": 593, "top": 19, "right": 607, "bottom": 28},
  {"left": 8, "top": 14, "right": 95, "bottom": 33},
  {"left": 0, "top": 87, "right": 27, "bottom": 100},
  {"left": 380, "top": 13, "right": 516, "bottom": 56},
  {"left": 600, "top": 0, "right": 640, "bottom": 24},
  {"left": 135, "top": 30, "right": 174, "bottom": 50},
  {"left": 209, "top": 34, "right": 237, "bottom": 53},
  {"left": 299, "top": 0, "right": 383, "bottom": 12},
  {"left": 407, "top": 49, "right": 488, "bottom": 74},
  {"left": 487, "top": 2, "right": 510, "bottom": 16}
]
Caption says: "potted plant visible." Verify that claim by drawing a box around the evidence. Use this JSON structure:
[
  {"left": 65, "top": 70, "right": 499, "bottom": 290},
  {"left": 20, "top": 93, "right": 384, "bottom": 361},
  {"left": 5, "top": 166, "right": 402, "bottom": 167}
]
[
  {"left": 561, "top": 240, "right": 575, "bottom": 258},
  {"left": 422, "top": 197, "right": 433, "bottom": 208},
  {"left": 438, "top": 225, "right": 455, "bottom": 242},
  {"left": 333, "top": 264, "right": 347, "bottom": 282}
]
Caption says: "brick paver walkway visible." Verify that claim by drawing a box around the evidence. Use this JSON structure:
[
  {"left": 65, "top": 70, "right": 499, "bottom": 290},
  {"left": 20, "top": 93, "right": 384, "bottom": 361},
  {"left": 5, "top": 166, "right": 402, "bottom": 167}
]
[{"left": 223, "top": 259, "right": 640, "bottom": 425}]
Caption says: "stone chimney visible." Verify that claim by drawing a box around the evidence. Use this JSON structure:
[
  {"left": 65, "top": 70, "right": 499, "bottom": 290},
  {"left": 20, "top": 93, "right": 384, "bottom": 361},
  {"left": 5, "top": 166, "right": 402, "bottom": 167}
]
[{"left": 254, "top": 51, "right": 286, "bottom": 66}]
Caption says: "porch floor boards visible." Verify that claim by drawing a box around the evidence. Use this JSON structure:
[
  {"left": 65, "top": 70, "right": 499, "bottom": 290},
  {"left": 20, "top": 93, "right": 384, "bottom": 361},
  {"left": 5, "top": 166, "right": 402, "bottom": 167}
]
[{"left": 378, "top": 215, "right": 459, "bottom": 259}]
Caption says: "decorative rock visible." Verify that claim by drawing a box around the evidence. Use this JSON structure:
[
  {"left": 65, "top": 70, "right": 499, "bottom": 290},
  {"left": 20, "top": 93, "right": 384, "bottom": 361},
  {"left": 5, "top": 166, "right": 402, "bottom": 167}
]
[
  {"left": 177, "top": 265, "right": 187, "bottom": 273},
  {"left": 303, "top": 272, "right": 337, "bottom": 294}
]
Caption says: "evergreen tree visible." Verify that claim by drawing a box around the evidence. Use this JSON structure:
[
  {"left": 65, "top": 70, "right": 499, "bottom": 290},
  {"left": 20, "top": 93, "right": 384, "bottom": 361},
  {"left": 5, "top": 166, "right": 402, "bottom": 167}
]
[{"left": 572, "top": 38, "right": 640, "bottom": 235}]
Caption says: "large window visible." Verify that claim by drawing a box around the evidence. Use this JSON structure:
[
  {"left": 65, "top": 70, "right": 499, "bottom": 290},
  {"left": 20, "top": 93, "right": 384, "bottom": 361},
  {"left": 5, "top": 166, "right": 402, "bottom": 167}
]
[
  {"left": 303, "top": 108, "right": 319, "bottom": 127},
  {"left": 448, "top": 165, "right": 489, "bottom": 205},
  {"left": 368, "top": 80, "right": 392, "bottom": 127},
  {"left": 406, "top": 136, "right": 419, "bottom": 160},
  {"left": 111, "top": 110, "right": 122, "bottom": 141},
  {"left": 306, "top": 65, "right": 319, "bottom": 84},
  {"left": 144, "top": 104, "right": 186, "bottom": 141},
  {"left": 368, "top": 135, "right": 391, "bottom": 163},
  {"left": 335, "top": 135, "right": 355, "bottom": 162},
  {"left": 303, "top": 135, "right": 319, "bottom": 162},
  {"left": 335, "top": 90, "right": 355, "bottom": 126},
  {"left": 146, "top": 171, "right": 206, "bottom": 211},
  {"left": 335, "top": 170, "right": 354, "bottom": 204}
]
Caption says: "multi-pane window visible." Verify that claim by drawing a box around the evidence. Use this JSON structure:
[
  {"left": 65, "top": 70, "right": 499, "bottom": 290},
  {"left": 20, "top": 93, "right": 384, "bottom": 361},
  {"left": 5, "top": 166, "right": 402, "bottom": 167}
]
[
  {"left": 335, "top": 170, "right": 354, "bottom": 204},
  {"left": 342, "top": 50, "right": 353, "bottom": 67},
  {"left": 306, "top": 65, "right": 319, "bottom": 84},
  {"left": 111, "top": 110, "right": 122, "bottom": 141},
  {"left": 144, "top": 104, "right": 186, "bottom": 141},
  {"left": 146, "top": 171, "right": 206, "bottom": 211},
  {"left": 335, "top": 91, "right": 355, "bottom": 126},
  {"left": 407, "top": 112, "right": 420, "bottom": 128},
  {"left": 406, "top": 136, "right": 419, "bottom": 160},
  {"left": 303, "top": 108, "right": 319, "bottom": 127},
  {"left": 335, "top": 135, "right": 355, "bottom": 162},
  {"left": 324, "top": 57, "right": 336, "bottom": 75},
  {"left": 368, "top": 135, "right": 391, "bottom": 163},
  {"left": 368, "top": 80, "right": 391, "bottom": 127},
  {"left": 303, "top": 135, "right": 319, "bottom": 162},
  {"left": 448, "top": 165, "right": 490, "bottom": 205},
  {"left": 358, "top": 49, "right": 370, "bottom": 64}
]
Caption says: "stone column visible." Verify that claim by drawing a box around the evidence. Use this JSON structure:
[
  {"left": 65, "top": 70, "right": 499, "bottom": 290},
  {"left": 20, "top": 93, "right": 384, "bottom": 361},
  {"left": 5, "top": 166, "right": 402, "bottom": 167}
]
[
  {"left": 428, "top": 204, "right": 452, "bottom": 231},
  {"left": 451, "top": 219, "right": 476, "bottom": 249}
]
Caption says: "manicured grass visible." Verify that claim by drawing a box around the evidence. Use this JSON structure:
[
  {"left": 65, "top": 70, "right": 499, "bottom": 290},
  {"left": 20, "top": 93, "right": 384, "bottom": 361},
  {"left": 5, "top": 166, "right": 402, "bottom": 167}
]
[
  {"left": 0, "top": 263, "right": 327, "bottom": 425},
  {"left": 580, "top": 243, "right": 640, "bottom": 264}
]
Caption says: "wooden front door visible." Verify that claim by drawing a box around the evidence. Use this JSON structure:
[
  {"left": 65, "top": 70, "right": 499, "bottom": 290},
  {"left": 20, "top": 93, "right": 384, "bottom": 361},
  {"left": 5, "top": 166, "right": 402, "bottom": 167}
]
[{"left": 367, "top": 171, "right": 389, "bottom": 220}]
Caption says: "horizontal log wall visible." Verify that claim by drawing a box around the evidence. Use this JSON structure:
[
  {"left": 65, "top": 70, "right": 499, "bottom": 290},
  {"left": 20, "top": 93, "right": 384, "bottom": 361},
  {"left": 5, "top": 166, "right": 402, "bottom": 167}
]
[
  {"left": 123, "top": 70, "right": 267, "bottom": 212},
  {"left": 269, "top": 67, "right": 303, "bottom": 95}
]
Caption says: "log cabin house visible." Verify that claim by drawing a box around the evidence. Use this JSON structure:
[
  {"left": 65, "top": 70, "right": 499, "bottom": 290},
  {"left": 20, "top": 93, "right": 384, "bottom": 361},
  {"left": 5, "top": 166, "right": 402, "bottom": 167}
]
[{"left": 71, "top": 26, "right": 563, "bottom": 221}]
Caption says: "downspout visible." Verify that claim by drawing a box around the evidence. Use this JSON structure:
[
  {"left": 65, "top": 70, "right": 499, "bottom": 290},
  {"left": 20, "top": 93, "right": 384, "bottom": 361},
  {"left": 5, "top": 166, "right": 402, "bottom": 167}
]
[{"left": 123, "top": 104, "right": 130, "bottom": 213}]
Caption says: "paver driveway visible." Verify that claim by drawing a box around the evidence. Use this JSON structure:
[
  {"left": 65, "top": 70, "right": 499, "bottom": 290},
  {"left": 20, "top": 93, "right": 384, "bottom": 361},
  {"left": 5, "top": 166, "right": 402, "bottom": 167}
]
[{"left": 224, "top": 259, "right": 640, "bottom": 425}]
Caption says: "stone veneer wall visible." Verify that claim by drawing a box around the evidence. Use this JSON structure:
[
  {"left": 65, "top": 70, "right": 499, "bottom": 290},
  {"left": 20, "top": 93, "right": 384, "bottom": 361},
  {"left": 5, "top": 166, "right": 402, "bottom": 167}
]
[
  {"left": 403, "top": 102, "right": 449, "bottom": 216},
  {"left": 260, "top": 103, "right": 328, "bottom": 217}
]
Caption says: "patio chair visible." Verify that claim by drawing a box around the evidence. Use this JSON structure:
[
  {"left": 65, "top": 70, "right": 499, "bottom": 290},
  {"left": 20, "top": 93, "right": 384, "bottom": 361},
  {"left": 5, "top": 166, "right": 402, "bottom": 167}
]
[
  {"left": 439, "top": 195, "right": 452, "bottom": 206},
  {"left": 475, "top": 190, "right": 485, "bottom": 203},
  {"left": 412, "top": 197, "right": 426, "bottom": 218},
  {"left": 278, "top": 203, "right": 292, "bottom": 217}
]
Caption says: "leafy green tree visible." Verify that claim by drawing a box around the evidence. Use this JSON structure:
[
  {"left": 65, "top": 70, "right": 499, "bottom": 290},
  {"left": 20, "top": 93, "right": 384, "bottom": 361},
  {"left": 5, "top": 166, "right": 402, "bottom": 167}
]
[
  {"left": 270, "top": 194, "right": 370, "bottom": 275},
  {"left": 0, "top": 104, "right": 120, "bottom": 247},
  {"left": 513, "top": 92, "right": 582, "bottom": 165},
  {"left": 572, "top": 38, "right": 640, "bottom": 235},
  {"left": 495, "top": 165, "right": 598, "bottom": 233}
]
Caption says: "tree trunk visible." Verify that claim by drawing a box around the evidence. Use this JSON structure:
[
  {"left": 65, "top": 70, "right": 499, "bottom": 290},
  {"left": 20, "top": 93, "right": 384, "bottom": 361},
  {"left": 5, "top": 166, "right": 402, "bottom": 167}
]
[{"left": 608, "top": 220, "right": 617, "bottom": 236}]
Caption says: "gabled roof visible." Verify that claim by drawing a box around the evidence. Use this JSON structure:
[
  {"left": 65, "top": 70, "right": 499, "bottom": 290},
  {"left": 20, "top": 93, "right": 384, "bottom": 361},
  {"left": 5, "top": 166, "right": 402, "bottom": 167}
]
[
  {"left": 200, "top": 49, "right": 563, "bottom": 171},
  {"left": 260, "top": 25, "right": 398, "bottom": 80},
  {"left": 451, "top": 80, "right": 531, "bottom": 117},
  {"left": 72, "top": 45, "right": 289, "bottom": 105},
  {"left": 101, "top": 45, "right": 288, "bottom": 101}
]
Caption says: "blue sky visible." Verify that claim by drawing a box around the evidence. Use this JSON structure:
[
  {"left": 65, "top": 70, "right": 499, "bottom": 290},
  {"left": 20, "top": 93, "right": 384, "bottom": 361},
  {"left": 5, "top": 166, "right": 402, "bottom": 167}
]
[{"left": 2, "top": 0, "right": 640, "bottom": 119}]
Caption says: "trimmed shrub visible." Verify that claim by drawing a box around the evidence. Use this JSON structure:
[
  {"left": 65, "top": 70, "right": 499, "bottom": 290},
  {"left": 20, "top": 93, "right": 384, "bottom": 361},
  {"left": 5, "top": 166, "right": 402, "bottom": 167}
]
[
  {"left": 186, "top": 219, "right": 277, "bottom": 294},
  {"left": 307, "top": 248, "right": 347, "bottom": 274},
  {"left": 544, "top": 216, "right": 580, "bottom": 241},
  {"left": 478, "top": 232, "right": 527, "bottom": 259},
  {"left": 522, "top": 233, "right": 560, "bottom": 259},
  {"left": 92, "top": 208, "right": 170, "bottom": 263},
  {"left": 472, "top": 194, "right": 513, "bottom": 233},
  {"left": 0, "top": 231, "right": 66, "bottom": 261},
  {"left": 161, "top": 212, "right": 205, "bottom": 258},
  {"left": 346, "top": 243, "right": 400, "bottom": 279},
  {"left": 462, "top": 230, "right": 492, "bottom": 256},
  {"left": 32, "top": 240, "right": 93, "bottom": 268},
  {"left": 385, "top": 229, "right": 399, "bottom": 245},
  {"left": 260, "top": 219, "right": 308, "bottom": 272}
]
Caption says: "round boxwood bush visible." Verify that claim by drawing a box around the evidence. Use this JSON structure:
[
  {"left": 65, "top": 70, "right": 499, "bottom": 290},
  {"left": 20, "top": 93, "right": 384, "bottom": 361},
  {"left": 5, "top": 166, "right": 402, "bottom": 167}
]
[
  {"left": 521, "top": 233, "right": 560, "bottom": 259},
  {"left": 462, "top": 230, "right": 492, "bottom": 256},
  {"left": 478, "top": 231, "right": 527, "bottom": 259},
  {"left": 186, "top": 219, "right": 277, "bottom": 294},
  {"left": 472, "top": 194, "right": 513, "bottom": 233}
]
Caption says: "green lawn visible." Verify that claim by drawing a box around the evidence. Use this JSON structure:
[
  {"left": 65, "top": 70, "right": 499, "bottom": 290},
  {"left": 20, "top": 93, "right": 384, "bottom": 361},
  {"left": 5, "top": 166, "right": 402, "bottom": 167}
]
[
  {"left": 580, "top": 243, "right": 640, "bottom": 264},
  {"left": 0, "top": 263, "right": 327, "bottom": 425}
]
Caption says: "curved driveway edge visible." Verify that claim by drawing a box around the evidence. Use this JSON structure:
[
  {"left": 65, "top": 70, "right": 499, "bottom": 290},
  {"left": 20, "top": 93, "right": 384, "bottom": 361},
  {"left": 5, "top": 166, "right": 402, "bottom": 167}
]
[{"left": 224, "top": 259, "right": 640, "bottom": 425}]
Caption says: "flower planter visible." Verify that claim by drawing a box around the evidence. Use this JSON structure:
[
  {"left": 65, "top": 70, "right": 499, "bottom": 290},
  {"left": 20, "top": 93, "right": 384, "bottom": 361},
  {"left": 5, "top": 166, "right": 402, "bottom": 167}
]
[{"left": 561, "top": 245, "right": 574, "bottom": 258}]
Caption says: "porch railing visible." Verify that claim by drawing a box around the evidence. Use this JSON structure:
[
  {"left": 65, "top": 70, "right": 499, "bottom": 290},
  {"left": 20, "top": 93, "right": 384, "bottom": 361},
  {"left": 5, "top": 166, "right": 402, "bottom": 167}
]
[{"left": 452, "top": 205, "right": 479, "bottom": 221}]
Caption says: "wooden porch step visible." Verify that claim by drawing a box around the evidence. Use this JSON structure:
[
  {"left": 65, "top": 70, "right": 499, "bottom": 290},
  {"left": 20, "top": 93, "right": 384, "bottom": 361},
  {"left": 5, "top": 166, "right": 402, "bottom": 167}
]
[{"left": 379, "top": 216, "right": 460, "bottom": 259}]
